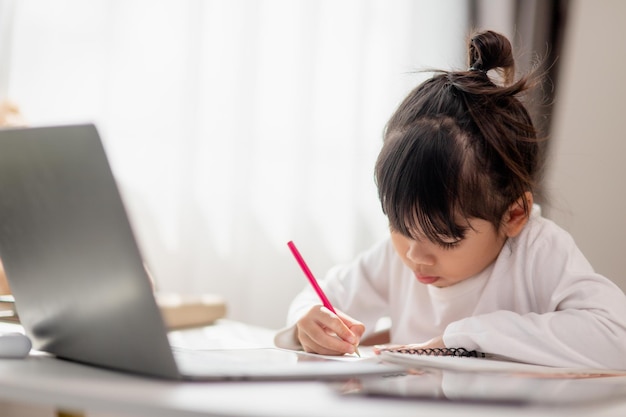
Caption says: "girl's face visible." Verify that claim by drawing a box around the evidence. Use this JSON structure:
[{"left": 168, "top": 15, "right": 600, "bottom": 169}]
[{"left": 390, "top": 218, "right": 507, "bottom": 288}]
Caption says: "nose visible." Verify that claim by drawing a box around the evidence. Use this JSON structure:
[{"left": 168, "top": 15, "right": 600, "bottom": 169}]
[{"left": 406, "top": 240, "right": 435, "bottom": 266}]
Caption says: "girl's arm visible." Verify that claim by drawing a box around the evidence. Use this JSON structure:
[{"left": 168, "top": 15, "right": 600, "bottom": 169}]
[
  {"left": 274, "top": 239, "right": 392, "bottom": 351},
  {"left": 444, "top": 230, "right": 626, "bottom": 370}
]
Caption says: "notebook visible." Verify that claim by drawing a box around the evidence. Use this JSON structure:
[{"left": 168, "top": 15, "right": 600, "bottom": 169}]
[
  {"left": 376, "top": 346, "right": 626, "bottom": 377},
  {"left": 351, "top": 346, "right": 626, "bottom": 405},
  {"left": 0, "top": 123, "right": 402, "bottom": 381}
]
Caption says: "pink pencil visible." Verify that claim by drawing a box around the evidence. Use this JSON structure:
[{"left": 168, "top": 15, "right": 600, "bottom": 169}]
[{"left": 287, "top": 241, "right": 361, "bottom": 356}]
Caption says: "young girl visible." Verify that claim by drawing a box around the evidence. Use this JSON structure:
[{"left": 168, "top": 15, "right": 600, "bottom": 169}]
[{"left": 274, "top": 30, "right": 626, "bottom": 370}]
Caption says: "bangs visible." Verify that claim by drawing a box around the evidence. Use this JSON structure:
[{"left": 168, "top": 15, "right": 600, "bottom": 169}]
[{"left": 375, "top": 117, "right": 471, "bottom": 244}]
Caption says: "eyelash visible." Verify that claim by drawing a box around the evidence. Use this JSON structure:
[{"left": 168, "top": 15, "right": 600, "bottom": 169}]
[
  {"left": 389, "top": 224, "right": 464, "bottom": 249},
  {"left": 439, "top": 241, "right": 461, "bottom": 250}
]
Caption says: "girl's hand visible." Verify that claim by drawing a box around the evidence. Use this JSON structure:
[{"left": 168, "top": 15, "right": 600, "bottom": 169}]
[
  {"left": 373, "top": 335, "right": 446, "bottom": 354},
  {"left": 295, "top": 305, "right": 365, "bottom": 355}
]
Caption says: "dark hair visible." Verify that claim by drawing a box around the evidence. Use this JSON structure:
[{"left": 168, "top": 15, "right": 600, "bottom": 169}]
[{"left": 375, "top": 30, "right": 542, "bottom": 245}]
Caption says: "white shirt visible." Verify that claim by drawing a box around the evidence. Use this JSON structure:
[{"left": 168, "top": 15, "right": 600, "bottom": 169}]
[{"left": 275, "top": 212, "right": 626, "bottom": 369}]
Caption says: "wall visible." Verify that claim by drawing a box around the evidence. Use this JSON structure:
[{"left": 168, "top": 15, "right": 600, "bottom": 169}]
[{"left": 544, "top": 0, "right": 626, "bottom": 290}]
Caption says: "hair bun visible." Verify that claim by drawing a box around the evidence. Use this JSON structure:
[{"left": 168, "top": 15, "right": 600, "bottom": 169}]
[{"left": 468, "top": 30, "right": 515, "bottom": 84}]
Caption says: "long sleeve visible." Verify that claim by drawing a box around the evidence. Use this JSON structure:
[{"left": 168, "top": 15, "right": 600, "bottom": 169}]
[
  {"left": 274, "top": 239, "right": 393, "bottom": 350},
  {"left": 275, "top": 215, "right": 626, "bottom": 369},
  {"left": 444, "top": 217, "right": 626, "bottom": 369}
]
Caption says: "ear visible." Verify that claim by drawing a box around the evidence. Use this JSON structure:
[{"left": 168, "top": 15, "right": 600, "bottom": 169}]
[{"left": 502, "top": 192, "right": 534, "bottom": 238}]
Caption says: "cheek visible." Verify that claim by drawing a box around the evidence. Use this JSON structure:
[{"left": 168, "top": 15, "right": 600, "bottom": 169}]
[
  {"left": 390, "top": 233, "right": 410, "bottom": 261},
  {"left": 447, "top": 235, "right": 504, "bottom": 275}
]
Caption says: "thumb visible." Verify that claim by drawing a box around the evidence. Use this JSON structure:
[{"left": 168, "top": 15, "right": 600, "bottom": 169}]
[{"left": 336, "top": 310, "right": 365, "bottom": 341}]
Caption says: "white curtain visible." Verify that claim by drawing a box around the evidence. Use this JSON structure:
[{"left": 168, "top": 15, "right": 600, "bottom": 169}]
[{"left": 4, "top": 0, "right": 468, "bottom": 328}]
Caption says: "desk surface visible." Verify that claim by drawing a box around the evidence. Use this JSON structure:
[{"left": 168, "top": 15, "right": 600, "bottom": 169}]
[{"left": 1, "top": 320, "right": 626, "bottom": 417}]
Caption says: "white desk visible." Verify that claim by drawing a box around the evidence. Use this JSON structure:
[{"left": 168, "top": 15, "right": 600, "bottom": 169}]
[{"left": 1, "top": 320, "right": 626, "bottom": 417}]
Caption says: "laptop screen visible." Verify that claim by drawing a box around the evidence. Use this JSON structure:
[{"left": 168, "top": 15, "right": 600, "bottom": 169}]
[{"left": 0, "top": 124, "right": 180, "bottom": 379}]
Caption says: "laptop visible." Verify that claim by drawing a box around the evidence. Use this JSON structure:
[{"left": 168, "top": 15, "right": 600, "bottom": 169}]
[{"left": 0, "top": 123, "right": 402, "bottom": 380}]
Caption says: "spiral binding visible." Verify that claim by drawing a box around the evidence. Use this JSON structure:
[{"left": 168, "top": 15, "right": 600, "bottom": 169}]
[{"left": 385, "top": 347, "right": 485, "bottom": 357}]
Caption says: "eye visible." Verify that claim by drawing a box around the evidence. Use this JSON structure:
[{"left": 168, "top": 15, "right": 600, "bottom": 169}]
[
  {"left": 435, "top": 234, "right": 464, "bottom": 250},
  {"left": 438, "top": 240, "right": 462, "bottom": 250},
  {"left": 435, "top": 224, "right": 469, "bottom": 249}
]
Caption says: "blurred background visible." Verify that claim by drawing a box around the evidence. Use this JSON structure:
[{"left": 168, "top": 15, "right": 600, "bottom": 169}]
[{"left": 0, "top": 0, "right": 623, "bottom": 330}]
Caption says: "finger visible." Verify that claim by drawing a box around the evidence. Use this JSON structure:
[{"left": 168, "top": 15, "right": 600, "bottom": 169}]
[
  {"left": 296, "top": 305, "right": 361, "bottom": 355},
  {"left": 297, "top": 311, "right": 357, "bottom": 355},
  {"left": 372, "top": 343, "right": 411, "bottom": 354},
  {"left": 303, "top": 306, "right": 359, "bottom": 345},
  {"left": 335, "top": 310, "right": 365, "bottom": 348},
  {"left": 347, "top": 322, "right": 365, "bottom": 342},
  {"left": 298, "top": 325, "right": 355, "bottom": 355},
  {"left": 317, "top": 307, "right": 360, "bottom": 345}
]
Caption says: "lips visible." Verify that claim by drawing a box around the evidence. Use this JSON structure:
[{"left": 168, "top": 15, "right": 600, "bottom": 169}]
[{"left": 415, "top": 274, "right": 439, "bottom": 285}]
